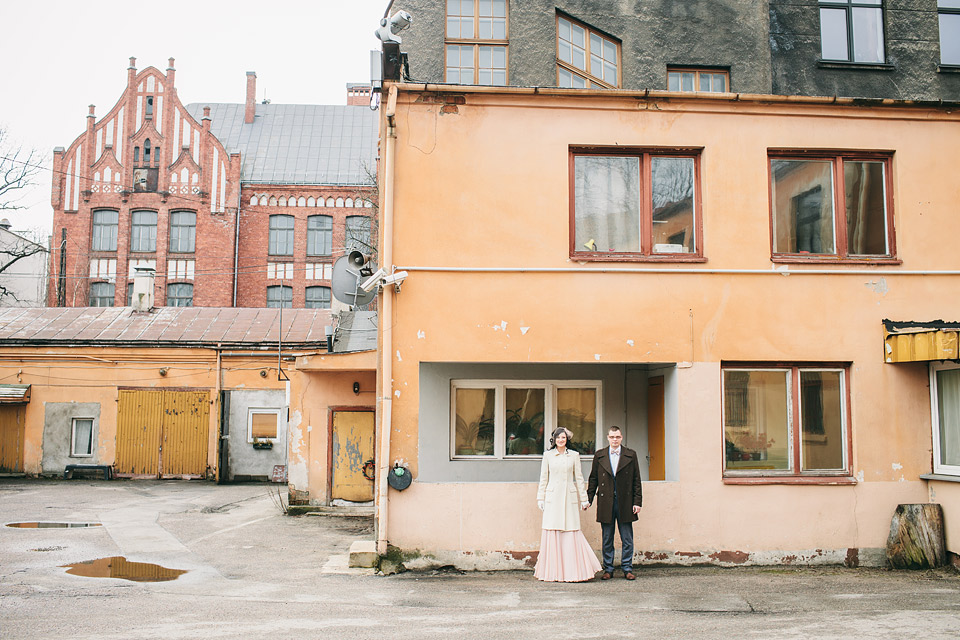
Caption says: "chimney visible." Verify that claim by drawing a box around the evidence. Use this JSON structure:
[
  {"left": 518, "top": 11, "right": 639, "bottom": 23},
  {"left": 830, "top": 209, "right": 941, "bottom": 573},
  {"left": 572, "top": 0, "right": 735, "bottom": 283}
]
[
  {"left": 245, "top": 72, "right": 257, "bottom": 124},
  {"left": 131, "top": 266, "right": 155, "bottom": 312}
]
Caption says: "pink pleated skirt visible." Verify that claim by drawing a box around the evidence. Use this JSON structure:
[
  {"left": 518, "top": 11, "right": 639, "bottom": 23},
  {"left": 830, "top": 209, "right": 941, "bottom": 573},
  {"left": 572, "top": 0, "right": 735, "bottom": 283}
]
[{"left": 534, "top": 529, "right": 602, "bottom": 582}]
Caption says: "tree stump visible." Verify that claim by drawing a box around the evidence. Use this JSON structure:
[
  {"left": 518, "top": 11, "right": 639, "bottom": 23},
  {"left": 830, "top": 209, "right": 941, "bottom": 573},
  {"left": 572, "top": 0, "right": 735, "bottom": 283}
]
[{"left": 886, "top": 503, "right": 947, "bottom": 570}]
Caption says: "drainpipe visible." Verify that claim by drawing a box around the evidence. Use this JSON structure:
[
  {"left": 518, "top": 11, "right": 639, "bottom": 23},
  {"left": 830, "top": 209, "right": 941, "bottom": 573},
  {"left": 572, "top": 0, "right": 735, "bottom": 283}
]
[{"left": 376, "top": 84, "right": 398, "bottom": 556}]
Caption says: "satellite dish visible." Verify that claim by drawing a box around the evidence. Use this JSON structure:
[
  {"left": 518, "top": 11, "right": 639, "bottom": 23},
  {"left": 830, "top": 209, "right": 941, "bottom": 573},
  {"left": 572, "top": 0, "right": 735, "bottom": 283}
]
[{"left": 331, "top": 251, "right": 377, "bottom": 307}]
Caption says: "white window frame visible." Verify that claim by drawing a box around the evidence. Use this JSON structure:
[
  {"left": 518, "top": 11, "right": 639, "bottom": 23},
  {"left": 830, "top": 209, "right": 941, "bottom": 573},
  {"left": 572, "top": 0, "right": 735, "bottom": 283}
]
[
  {"left": 247, "top": 408, "right": 283, "bottom": 444},
  {"left": 930, "top": 361, "right": 960, "bottom": 476},
  {"left": 70, "top": 418, "right": 95, "bottom": 457},
  {"left": 450, "top": 379, "right": 602, "bottom": 460}
]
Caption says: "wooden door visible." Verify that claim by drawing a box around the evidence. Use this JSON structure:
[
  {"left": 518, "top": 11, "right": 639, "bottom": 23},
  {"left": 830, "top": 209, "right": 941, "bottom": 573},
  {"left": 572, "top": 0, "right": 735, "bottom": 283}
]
[
  {"left": 0, "top": 405, "right": 25, "bottom": 473},
  {"left": 647, "top": 376, "right": 665, "bottom": 481},
  {"left": 331, "top": 411, "right": 375, "bottom": 502},
  {"left": 116, "top": 390, "right": 163, "bottom": 477},
  {"left": 116, "top": 390, "right": 209, "bottom": 478}
]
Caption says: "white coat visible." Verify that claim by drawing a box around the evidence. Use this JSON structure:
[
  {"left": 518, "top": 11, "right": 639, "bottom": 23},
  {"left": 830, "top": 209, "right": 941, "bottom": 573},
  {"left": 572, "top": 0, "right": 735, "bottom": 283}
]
[{"left": 536, "top": 448, "right": 588, "bottom": 531}]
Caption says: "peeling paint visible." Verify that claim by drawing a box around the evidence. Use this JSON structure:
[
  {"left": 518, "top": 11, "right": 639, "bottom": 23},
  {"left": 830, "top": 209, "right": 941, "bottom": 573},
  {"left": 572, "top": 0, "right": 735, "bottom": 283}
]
[
  {"left": 892, "top": 462, "right": 903, "bottom": 471},
  {"left": 395, "top": 390, "right": 401, "bottom": 398},
  {"left": 594, "top": 354, "right": 601, "bottom": 361},
  {"left": 396, "top": 350, "right": 402, "bottom": 362},
  {"left": 865, "top": 277, "right": 889, "bottom": 295},
  {"left": 417, "top": 330, "right": 425, "bottom": 339},
  {"left": 626, "top": 340, "right": 634, "bottom": 346},
  {"left": 520, "top": 326, "right": 530, "bottom": 335},
  {"left": 856, "top": 470, "right": 865, "bottom": 482}
]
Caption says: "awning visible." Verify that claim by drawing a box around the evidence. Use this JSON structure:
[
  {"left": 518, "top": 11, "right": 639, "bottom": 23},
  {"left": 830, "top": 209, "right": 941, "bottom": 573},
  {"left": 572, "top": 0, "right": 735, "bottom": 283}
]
[
  {"left": 884, "top": 320, "right": 960, "bottom": 363},
  {"left": 0, "top": 384, "right": 31, "bottom": 403}
]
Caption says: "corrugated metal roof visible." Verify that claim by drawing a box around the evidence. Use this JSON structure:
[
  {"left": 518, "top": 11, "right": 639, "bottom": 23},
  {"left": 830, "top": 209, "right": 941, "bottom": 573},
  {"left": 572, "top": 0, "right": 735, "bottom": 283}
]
[
  {"left": 0, "top": 307, "right": 332, "bottom": 349},
  {"left": 884, "top": 319, "right": 960, "bottom": 363},
  {"left": 0, "top": 384, "right": 30, "bottom": 403},
  {"left": 185, "top": 103, "right": 378, "bottom": 185}
]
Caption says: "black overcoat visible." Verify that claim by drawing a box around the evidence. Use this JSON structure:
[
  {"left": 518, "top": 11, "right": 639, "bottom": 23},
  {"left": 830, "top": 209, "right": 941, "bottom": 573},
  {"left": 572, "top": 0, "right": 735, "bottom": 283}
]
[{"left": 587, "top": 446, "right": 643, "bottom": 524}]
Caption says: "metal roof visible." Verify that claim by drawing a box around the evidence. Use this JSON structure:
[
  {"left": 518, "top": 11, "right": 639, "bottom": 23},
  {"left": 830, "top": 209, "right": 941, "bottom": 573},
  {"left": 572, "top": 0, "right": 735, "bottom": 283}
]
[
  {"left": 0, "top": 307, "right": 332, "bottom": 349},
  {"left": 883, "top": 319, "right": 960, "bottom": 363},
  {"left": 185, "top": 103, "right": 378, "bottom": 185}
]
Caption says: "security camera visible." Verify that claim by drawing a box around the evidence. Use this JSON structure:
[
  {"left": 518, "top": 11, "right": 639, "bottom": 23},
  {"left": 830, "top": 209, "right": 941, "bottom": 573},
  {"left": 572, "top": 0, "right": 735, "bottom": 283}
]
[
  {"left": 360, "top": 268, "right": 387, "bottom": 292},
  {"left": 376, "top": 10, "right": 413, "bottom": 44},
  {"left": 382, "top": 271, "right": 408, "bottom": 288}
]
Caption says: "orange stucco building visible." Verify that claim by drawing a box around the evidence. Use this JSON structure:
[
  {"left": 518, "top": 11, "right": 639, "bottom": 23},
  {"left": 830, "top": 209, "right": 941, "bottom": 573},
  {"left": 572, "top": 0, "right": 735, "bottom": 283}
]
[{"left": 372, "top": 83, "right": 960, "bottom": 568}]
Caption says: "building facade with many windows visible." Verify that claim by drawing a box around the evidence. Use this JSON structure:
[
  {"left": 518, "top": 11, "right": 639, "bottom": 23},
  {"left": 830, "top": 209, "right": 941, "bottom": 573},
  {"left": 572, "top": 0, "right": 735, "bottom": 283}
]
[
  {"left": 49, "top": 59, "right": 377, "bottom": 309},
  {"left": 389, "top": 0, "right": 960, "bottom": 100}
]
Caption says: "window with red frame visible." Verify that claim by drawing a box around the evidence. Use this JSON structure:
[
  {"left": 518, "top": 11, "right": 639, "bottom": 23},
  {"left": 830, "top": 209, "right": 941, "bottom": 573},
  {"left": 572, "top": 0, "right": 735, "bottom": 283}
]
[
  {"left": 769, "top": 151, "right": 895, "bottom": 261},
  {"left": 722, "top": 365, "right": 851, "bottom": 480},
  {"left": 571, "top": 148, "right": 702, "bottom": 260}
]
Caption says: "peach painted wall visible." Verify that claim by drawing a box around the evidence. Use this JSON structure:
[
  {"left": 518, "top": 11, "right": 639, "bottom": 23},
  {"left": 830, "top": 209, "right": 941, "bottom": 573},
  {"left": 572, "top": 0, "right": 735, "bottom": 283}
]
[{"left": 380, "top": 87, "right": 960, "bottom": 561}]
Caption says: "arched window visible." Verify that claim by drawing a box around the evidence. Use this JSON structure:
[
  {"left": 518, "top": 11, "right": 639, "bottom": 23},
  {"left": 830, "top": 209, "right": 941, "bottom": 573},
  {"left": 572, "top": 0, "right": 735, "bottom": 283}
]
[
  {"left": 143, "top": 139, "right": 152, "bottom": 164},
  {"left": 130, "top": 210, "right": 157, "bottom": 252},
  {"left": 266, "top": 285, "right": 292, "bottom": 308},
  {"left": 305, "top": 286, "right": 331, "bottom": 309},
  {"left": 169, "top": 211, "right": 197, "bottom": 253}
]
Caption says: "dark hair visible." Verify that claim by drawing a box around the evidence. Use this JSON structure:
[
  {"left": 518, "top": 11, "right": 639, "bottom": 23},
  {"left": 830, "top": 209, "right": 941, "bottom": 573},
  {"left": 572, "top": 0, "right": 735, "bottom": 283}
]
[
  {"left": 607, "top": 425, "right": 622, "bottom": 434},
  {"left": 549, "top": 427, "right": 573, "bottom": 450}
]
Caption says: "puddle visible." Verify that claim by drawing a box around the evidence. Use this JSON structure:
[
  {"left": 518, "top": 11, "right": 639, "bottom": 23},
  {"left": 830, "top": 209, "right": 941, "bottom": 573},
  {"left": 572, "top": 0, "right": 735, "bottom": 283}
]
[
  {"left": 61, "top": 557, "right": 187, "bottom": 582},
  {"left": 6, "top": 522, "right": 102, "bottom": 529}
]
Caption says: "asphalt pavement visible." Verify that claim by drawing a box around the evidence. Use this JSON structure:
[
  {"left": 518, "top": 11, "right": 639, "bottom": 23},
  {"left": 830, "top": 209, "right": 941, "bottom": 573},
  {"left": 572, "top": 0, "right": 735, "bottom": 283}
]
[{"left": 2, "top": 478, "right": 959, "bottom": 640}]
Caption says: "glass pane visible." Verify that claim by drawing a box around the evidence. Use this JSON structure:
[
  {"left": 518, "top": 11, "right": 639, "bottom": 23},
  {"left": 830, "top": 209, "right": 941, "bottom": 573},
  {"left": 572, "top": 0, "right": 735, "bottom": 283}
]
[
  {"left": 492, "top": 0, "right": 506, "bottom": 17},
  {"left": 571, "top": 23, "right": 585, "bottom": 47},
  {"left": 454, "top": 388, "right": 495, "bottom": 456},
  {"left": 572, "top": 73, "right": 587, "bottom": 88},
  {"left": 652, "top": 157, "right": 695, "bottom": 253},
  {"left": 852, "top": 7, "right": 884, "bottom": 63},
  {"left": 559, "top": 40, "right": 572, "bottom": 64},
  {"left": 940, "top": 14, "right": 960, "bottom": 65},
  {"left": 941, "top": 0, "right": 960, "bottom": 8},
  {"left": 556, "top": 388, "right": 596, "bottom": 455},
  {"left": 559, "top": 17, "right": 570, "bottom": 42},
  {"left": 492, "top": 69, "right": 506, "bottom": 84},
  {"left": 770, "top": 159, "right": 836, "bottom": 254},
  {"left": 604, "top": 40, "right": 617, "bottom": 63},
  {"left": 571, "top": 45, "right": 586, "bottom": 71},
  {"left": 574, "top": 156, "right": 641, "bottom": 253},
  {"left": 73, "top": 419, "right": 93, "bottom": 456},
  {"left": 937, "top": 369, "right": 960, "bottom": 467},
  {"left": 493, "top": 18, "right": 506, "bottom": 39},
  {"left": 505, "top": 388, "right": 546, "bottom": 455},
  {"left": 603, "top": 61, "right": 617, "bottom": 85},
  {"left": 447, "top": 17, "right": 459, "bottom": 38},
  {"left": 668, "top": 72, "right": 680, "bottom": 91},
  {"left": 844, "top": 161, "right": 887, "bottom": 255},
  {"left": 479, "top": 18, "right": 492, "bottom": 39},
  {"left": 492, "top": 46, "right": 506, "bottom": 67},
  {"left": 724, "top": 370, "right": 791, "bottom": 471},
  {"left": 479, "top": 47, "right": 491, "bottom": 67},
  {"left": 590, "top": 53, "right": 602, "bottom": 79},
  {"left": 558, "top": 67, "right": 573, "bottom": 87},
  {"left": 714, "top": 73, "right": 727, "bottom": 92},
  {"left": 681, "top": 73, "right": 694, "bottom": 91},
  {"left": 478, "top": 69, "right": 492, "bottom": 85},
  {"left": 479, "top": 0, "right": 490, "bottom": 16},
  {"left": 801, "top": 371, "right": 845, "bottom": 471},
  {"left": 590, "top": 34, "right": 602, "bottom": 57},
  {"left": 820, "top": 8, "right": 849, "bottom": 60}
]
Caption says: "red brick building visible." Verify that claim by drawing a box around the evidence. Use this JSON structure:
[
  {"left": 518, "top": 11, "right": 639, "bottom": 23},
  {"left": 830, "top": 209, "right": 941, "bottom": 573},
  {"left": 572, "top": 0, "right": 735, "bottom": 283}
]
[{"left": 49, "top": 58, "right": 377, "bottom": 309}]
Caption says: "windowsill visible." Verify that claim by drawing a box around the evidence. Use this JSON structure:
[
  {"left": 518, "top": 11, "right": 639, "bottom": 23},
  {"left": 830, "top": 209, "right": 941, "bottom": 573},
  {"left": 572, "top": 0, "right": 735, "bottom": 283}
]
[
  {"left": 570, "top": 253, "right": 707, "bottom": 263},
  {"left": 771, "top": 256, "right": 902, "bottom": 266},
  {"left": 305, "top": 256, "right": 333, "bottom": 261},
  {"left": 938, "top": 65, "right": 960, "bottom": 74},
  {"left": 817, "top": 60, "right": 895, "bottom": 71},
  {"left": 267, "top": 257, "right": 294, "bottom": 261},
  {"left": 69, "top": 455, "right": 94, "bottom": 459},
  {"left": 920, "top": 473, "right": 960, "bottom": 483},
  {"left": 723, "top": 475, "right": 856, "bottom": 485}
]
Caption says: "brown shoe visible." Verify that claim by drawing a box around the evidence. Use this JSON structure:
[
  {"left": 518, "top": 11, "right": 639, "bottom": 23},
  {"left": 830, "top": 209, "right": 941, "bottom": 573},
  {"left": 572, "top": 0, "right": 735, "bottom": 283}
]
[
  {"left": 601, "top": 572, "right": 613, "bottom": 580},
  {"left": 624, "top": 572, "right": 636, "bottom": 580}
]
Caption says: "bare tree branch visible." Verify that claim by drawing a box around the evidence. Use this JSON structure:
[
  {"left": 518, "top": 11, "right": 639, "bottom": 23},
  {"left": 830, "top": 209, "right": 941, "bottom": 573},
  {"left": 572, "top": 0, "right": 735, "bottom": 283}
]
[{"left": 0, "top": 128, "right": 44, "bottom": 213}]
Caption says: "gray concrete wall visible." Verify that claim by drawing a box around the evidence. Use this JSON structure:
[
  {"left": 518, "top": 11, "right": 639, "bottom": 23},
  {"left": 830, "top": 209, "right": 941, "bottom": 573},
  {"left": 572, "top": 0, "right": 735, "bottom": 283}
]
[
  {"left": 392, "top": 0, "right": 772, "bottom": 93},
  {"left": 418, "top": 362, "right": 678, "bottom": 483},
  {"left": 225, "top": 389, "right": 287, "bottom": 481},
  {"left": 41, "top": 402, "right": 102, "bottom": 475},
  {"left": 769, "top": 0, "right": 960, "bottom": 100}
]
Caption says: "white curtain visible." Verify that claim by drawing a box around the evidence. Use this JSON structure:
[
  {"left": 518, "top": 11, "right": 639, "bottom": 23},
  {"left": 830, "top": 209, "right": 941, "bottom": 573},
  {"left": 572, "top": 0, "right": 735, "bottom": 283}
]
[{"left": 937, "top": 369, "right": 960, "bottom": 468}]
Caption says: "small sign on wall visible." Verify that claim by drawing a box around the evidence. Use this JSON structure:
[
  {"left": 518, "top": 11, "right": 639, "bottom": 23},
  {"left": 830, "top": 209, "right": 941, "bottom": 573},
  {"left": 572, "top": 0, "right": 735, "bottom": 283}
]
[{"left": 271, "top": 465, "right": 287, "bottom": 483}]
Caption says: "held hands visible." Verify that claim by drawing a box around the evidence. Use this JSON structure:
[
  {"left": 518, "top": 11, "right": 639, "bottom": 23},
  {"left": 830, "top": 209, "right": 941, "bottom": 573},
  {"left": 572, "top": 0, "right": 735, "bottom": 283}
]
[
  {"left": 537, "top": 500, "right": 544, "bottom": 511},
  {"left": 581, "top": 501, "right": 590, "bottom": 511}
]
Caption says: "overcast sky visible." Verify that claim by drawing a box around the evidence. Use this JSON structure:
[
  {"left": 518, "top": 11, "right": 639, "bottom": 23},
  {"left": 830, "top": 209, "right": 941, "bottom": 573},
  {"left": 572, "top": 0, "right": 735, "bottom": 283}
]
[{"left": 1, "top": 0, "right": 391, "bottom": 238}]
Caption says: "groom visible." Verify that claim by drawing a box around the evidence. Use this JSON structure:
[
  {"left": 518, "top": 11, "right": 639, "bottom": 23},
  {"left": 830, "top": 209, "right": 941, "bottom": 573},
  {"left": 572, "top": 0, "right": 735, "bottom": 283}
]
[{"left": 587, "top": 425, "right": 642, "bottom": 580}]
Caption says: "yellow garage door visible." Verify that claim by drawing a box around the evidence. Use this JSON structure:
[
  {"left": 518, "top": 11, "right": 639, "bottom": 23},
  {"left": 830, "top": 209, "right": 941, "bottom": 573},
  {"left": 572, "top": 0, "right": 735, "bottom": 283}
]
[
  {"left": 116, "top": 390, "right": 209, "bottom": 479},
  {"left": 0, "top": 405, "right": 25, "bottom": 473}
]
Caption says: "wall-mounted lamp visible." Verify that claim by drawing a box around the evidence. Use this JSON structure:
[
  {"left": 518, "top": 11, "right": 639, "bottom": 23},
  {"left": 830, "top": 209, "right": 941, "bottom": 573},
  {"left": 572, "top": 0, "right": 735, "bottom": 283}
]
[
  {"left": 260, "top": 370, "right": 268, "bottom": 378},
  {"left": 159, "top": 367, "right": 168, "bottom": 377},
  {"left": 353, "top": 382, "right": 361, "bottom": 395}
]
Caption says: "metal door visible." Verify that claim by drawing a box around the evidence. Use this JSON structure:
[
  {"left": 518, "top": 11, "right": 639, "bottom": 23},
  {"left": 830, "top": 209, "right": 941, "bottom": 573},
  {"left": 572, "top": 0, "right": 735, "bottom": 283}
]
[
  {"left": 115, "top": 390, "right": 209, "bottom": 478},
  {"left": 331, "top": 411, "right": 375, "bottom": 502},
  {"left": 0, "top": 405, "right": 25, "bottom": 473}
]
